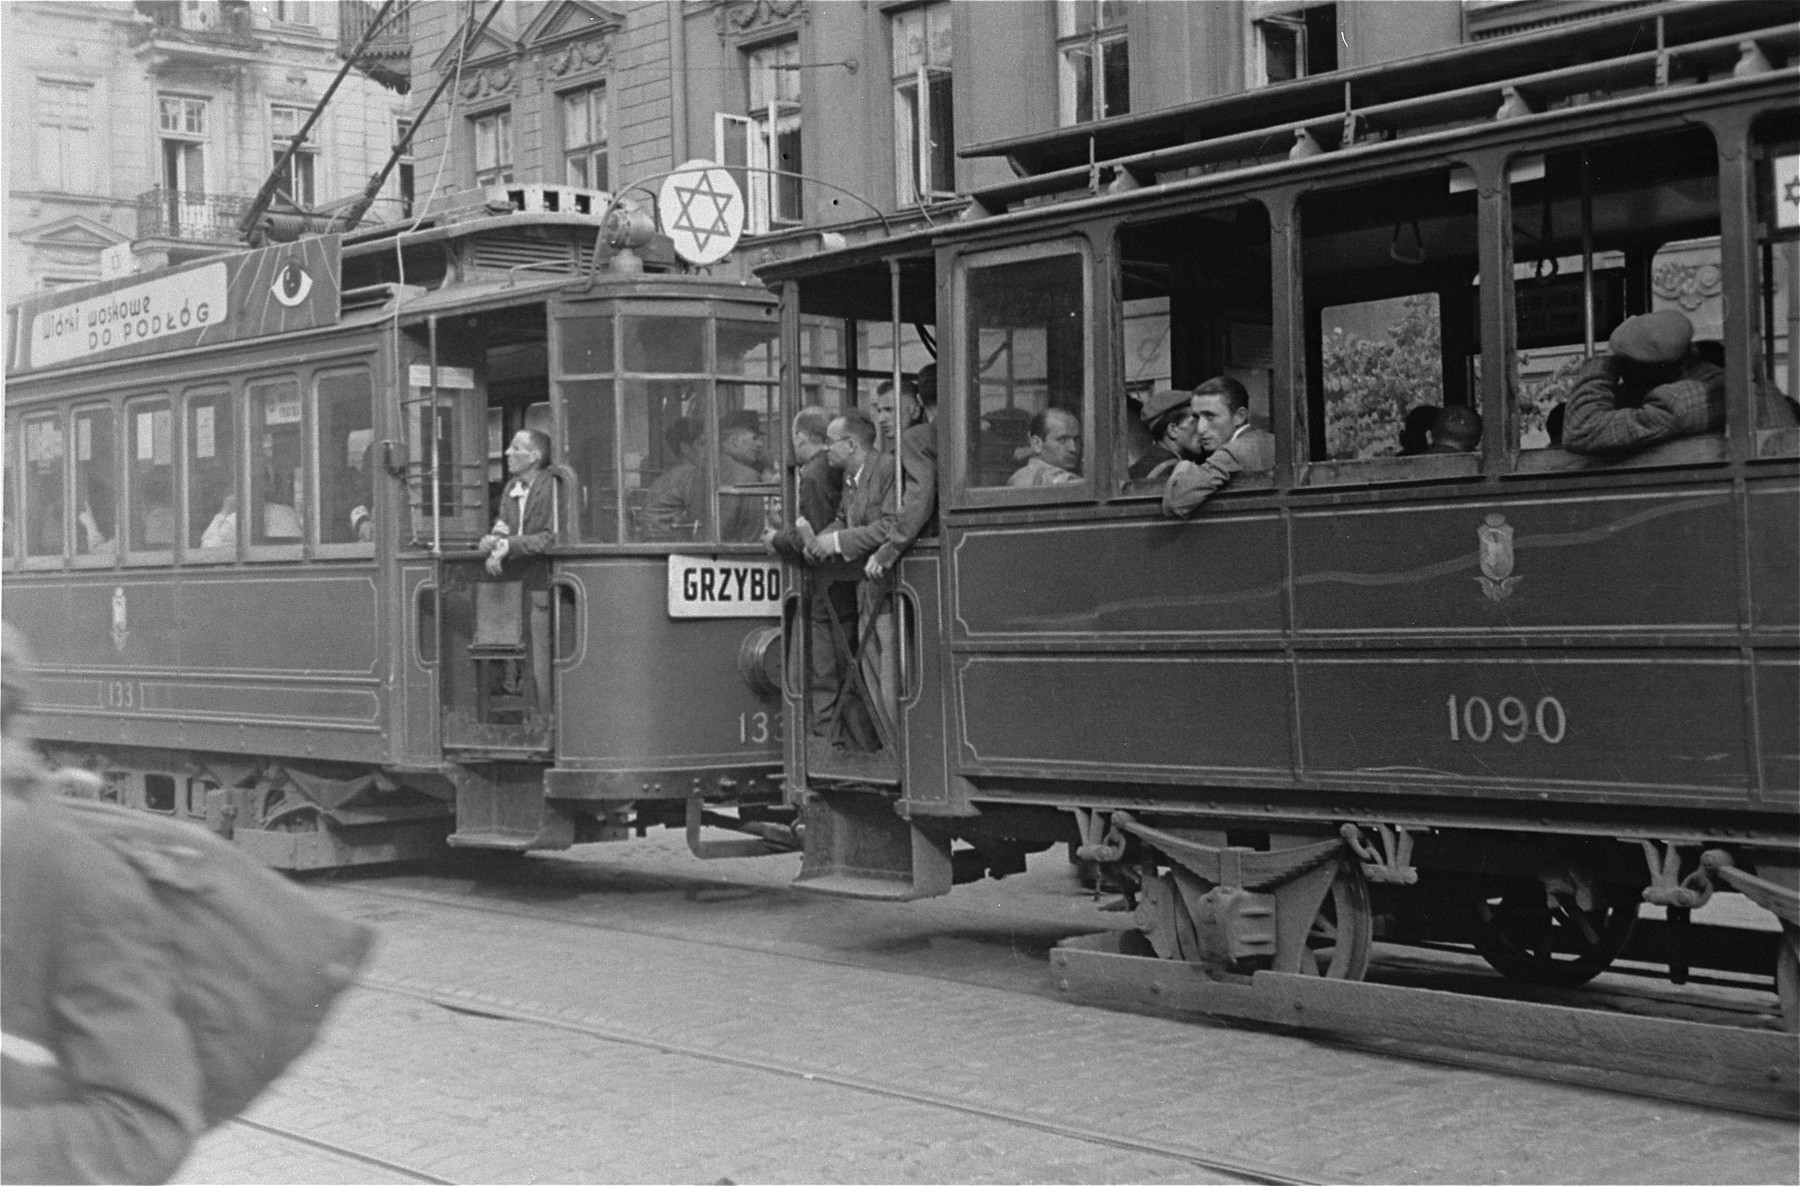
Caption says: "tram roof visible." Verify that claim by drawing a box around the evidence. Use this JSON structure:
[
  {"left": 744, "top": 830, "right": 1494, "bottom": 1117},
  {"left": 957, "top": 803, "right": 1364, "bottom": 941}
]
[
  {"left": 961, "top": 0, "right": 1793, "bottom": 179},
  {"left": 754, "top": 226, "right": 939, "bottom": 322}
]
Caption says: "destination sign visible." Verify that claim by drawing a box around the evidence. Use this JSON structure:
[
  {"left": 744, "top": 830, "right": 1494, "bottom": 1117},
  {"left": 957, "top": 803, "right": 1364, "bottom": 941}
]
[
  {"left": 10, "top": 235, "right": 341, "bottom": 375},
  {"left": 666, "top": 554, "right": 781, "bottom": 619}
]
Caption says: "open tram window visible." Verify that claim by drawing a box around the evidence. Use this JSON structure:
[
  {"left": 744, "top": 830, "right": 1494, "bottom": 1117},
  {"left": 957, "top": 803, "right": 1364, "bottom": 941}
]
[
  {"left": 21, "top": 411, "right": 66, "bottom": 561},
  {"left": 1301, "top": 166, "right": 1480, "bottom": 480},
  {"left": 125, "top": 397, "right": 174, "bottom": 555},
  {"left": 72, "top": 406, "right": 117, "bottom": 561},
  {"left": 1505, "top": 126, "right": 1760, "bottom": 470},
  {"left": 247, "top": 377, "right": 304, "bottom": 550},
  {"left": 1753, "top": 108, "right": 1800, "bottom": 458},
  {"left": 183, "top": 389, "right": 237, "bottom": 557},
  {"left": 316, "top": 369, "right": 375, "bottom": 548},
  {"left": 1114, "top": 201, "right": 1273, "bottom": 493},
  {"left": 717, "top": 317, "right": 781, "bottom": 544},
  {"left": 962, "top": 245, "right": 1090, "bottom": 494}
]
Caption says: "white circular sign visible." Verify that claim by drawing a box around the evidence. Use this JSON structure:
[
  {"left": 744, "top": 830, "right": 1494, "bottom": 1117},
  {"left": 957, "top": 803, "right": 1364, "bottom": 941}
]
[{"left": 658, "top": 160, "right": 745, "bottom": 266}]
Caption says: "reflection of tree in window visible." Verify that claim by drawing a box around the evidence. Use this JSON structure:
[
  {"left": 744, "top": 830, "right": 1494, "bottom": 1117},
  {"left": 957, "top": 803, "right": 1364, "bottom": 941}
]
[{"left": 1321, "top": 295, "right": 1442, "bottom": 460}]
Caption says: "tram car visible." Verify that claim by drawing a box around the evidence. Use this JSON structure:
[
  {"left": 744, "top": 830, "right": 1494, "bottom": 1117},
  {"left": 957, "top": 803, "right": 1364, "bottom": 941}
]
[
  {"left": 4, "top": 200, "right": 796, "bottom": 868},
  {"left": 764, "top": 0, "right": 1800, "bottom": 1033}
]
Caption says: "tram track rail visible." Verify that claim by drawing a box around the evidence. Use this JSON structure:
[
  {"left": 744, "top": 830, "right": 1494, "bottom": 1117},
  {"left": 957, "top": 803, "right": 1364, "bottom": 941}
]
[
  {"left": 323, "top": 878, "right": 1798, "bottom": 1125},
  {"left": 354, "top": 973, "right": 1319, "bottom": 1186},
  {"left": 224, "top": 1116, "right": 454, "bottom": 1185}
]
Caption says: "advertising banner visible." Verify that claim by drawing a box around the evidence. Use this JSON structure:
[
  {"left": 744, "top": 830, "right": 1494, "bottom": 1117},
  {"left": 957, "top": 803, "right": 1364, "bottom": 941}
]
[{"left": 10, "top": 235, "right": 341, "bottom": 375}]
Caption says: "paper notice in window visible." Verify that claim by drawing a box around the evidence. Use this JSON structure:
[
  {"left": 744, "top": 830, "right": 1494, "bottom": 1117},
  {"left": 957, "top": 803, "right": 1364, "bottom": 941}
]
[
  {"left": 78, "top": 417, "right": 92, "bottom": 462},
  {"left": 137, "top": 412, "right": 155, "bottom": 460},
  {"left": 195, "top": 406, "right": 215, "bottom": 459}
]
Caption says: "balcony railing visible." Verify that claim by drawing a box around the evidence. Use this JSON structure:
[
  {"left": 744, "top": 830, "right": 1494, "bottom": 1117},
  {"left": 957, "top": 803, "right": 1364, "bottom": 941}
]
[
  {"left": 339, "top": 0, "right": 412, "bottom": 93},
  {"left": 135, "top": 0, "right": 257, "bottom": 42},
  {"left": 137, "top": 189, "right": 254, "bottom": 244}
]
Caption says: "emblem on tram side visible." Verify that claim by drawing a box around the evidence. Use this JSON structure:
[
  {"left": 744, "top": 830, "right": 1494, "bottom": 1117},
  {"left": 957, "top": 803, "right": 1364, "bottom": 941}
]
[
  {"left": 111, "top": 586, "right": 129, "bottom": 651},
  {"left": 270, "top": 261, "right": 314, "bottom": 307},
  {"left": 1476, "top": 514, "right": 1521, "bottom": 603}
]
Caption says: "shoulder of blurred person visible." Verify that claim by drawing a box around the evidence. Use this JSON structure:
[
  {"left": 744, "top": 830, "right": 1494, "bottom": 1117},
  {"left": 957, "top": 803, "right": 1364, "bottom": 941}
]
[{"left": 3, "top": 788, "right": 206, "bottom": 1186}]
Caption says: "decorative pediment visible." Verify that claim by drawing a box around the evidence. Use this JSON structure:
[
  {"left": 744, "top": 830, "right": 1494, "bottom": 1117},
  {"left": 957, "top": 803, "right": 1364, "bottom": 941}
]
[
  {"left": 714, "top": 0, "right": 809, "bottom": 40},
  {"left": 522, "top": 0, "right": 624, "bottom": 50},
  {"left": 429, "top": 24, "right": 518, "bottom": 75},
  {"left": 17, "top": 215, "right": 128, "bottom": 252}
]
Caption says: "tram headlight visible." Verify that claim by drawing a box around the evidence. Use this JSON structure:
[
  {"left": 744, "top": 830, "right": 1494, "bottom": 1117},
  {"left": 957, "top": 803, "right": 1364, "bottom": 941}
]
[{"left": 737, "top": 626, "right": 782, "bottom": 697}]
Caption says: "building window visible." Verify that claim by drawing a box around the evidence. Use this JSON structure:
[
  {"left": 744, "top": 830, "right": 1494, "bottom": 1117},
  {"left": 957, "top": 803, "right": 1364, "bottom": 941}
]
[
  {"left": 1057, "top": 0, "right": 1128, "bottom": 125},
  {"left": 892, "top": 3, "right": 954, "bottom": 207},
  {"left": 1254, "top": 3, "right": 1338, "bottom": 86},
  {"left": 746, "top": 39, "right": 801, "bottom": 226},
  {"left": 561, "top": 84, "right": 609, "bottom": 190},
  {"left": 158, "top": 94, "right": 208, "bottom": 196},
  {"left": 35, "top": 80, "right": 93, "bottom": 192},
  {"left": 271, "top": 104, "right": 318, "bottom": 207},
  {"left": 472, "top": 109, "right": 513, "bottom": 188},
  {"left": 268, "top": 0, "right": 315, "bottom": 25},
  {"left": 394, "top": 118, "right": 415, "bottom": 218}
]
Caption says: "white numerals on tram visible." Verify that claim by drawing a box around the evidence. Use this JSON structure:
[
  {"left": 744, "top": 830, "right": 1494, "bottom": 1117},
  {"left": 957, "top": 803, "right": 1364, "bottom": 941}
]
[
  {"left": 1445, "top": 694, "right": 1566, "bottom": 744},
  {"left": 738, "top": 711, "right": 781, "bottom": 745},
  {"left": 105, "top": 680, "right": 136, "bottom": 709}
]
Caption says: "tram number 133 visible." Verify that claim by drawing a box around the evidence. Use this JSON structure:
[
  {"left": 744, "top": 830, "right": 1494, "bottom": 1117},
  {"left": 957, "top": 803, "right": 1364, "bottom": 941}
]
[
  {"left": 738, "top": 711, "right": 782, "bottom": 744},
  {"left": 1445, "top": 694, "right": 1566, "bottom": 744}
]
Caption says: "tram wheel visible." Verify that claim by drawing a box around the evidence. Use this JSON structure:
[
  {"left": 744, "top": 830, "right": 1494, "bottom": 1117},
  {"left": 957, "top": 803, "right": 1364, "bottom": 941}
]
[
  {"left": 1468, "top": 886, "right": 1636, "bottom": 988},
  {"left": 1299, "top": 863, "right": 1373, "bottom": 980},
  {"left": 1778, "top": 926, "right": 1799, "bottom": 1035}
]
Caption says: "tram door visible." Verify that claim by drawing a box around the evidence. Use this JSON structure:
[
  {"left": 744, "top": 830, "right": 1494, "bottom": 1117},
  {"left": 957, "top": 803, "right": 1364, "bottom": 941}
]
[{"left": 403, "top": 320, "right": 563, "bottom": 760}]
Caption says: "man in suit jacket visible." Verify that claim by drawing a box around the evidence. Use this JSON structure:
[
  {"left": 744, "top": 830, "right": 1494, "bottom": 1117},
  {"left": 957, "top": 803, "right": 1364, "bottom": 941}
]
[
  {"left": 479, "top": 429, "right": 558, "bottom": 574},
  {"left": 866, "top": 363, "right": 938, "bottom": 580},
  {"left": 806, "top": 408, "right": 897, "bottom": 746},
  {"left": 1163, "top": 377, "right": 1274, "bottom": 519}
]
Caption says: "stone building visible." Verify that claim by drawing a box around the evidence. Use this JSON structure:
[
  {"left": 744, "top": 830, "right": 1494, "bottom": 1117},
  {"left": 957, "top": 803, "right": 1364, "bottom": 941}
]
[{"left": 2, "top": 0, "right": 413, "bottom": 302}]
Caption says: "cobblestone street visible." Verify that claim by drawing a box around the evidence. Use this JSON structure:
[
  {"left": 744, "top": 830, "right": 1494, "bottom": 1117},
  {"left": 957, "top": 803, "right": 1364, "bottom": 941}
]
[{"left": 171, "top": 839, "right": 1799, "bottom": 1185}]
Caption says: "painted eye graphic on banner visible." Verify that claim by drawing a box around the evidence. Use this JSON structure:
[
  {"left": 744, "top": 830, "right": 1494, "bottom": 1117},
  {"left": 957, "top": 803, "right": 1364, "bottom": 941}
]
[{"left": 272, "top": 261, "right": 314, "bottom": 307}]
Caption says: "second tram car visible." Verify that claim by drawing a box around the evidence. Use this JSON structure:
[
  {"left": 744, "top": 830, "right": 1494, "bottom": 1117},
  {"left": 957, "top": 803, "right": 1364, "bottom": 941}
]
[
  {"left": 764, "top": 1, "right": 1800, "bottom": 1037},
  {"left": 4, "top": 206, "right": 803, "bottom": 867}
]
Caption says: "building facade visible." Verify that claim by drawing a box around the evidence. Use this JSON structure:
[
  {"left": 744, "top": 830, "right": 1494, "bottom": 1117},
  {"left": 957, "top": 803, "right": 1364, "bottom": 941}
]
[{"left": 3, "top": 0, "right": 413, "bottom": 303}]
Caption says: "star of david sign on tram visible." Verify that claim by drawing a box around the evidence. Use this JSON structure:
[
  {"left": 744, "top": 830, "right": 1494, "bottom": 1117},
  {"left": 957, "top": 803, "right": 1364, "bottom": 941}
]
[{"left": 658, "top": 160, "right": 746, "bottom": 266}]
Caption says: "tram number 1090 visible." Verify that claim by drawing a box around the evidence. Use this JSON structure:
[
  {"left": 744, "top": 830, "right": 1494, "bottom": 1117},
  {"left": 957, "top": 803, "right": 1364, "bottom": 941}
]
[{"left": 1445, "top": 694, "right": 1566, "bottom": 744}]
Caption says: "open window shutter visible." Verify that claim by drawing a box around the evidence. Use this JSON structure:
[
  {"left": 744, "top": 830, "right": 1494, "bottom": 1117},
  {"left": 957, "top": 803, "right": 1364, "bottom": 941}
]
[{"left": 714, "top": 112, "right": 764, "bottom": 234}]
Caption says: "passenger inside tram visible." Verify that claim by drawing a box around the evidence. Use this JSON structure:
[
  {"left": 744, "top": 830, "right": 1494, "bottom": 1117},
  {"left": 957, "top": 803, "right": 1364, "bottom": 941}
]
[
  {"left": 1426, "top": 405, "right": 1483, "bottom": 453},
  {"left": 1129, "top": 389, "right": 1201, "bottom": 482},
  {"left": 1162, "top": 377, "right": 1274, "bottom": 519},
  {"left": 1008, "top": 408, "right": 1083, "bottom": 487},
  {"left": 641, "top": 416, "right": 707, "bottom": 540},
  {"left": 716, "top": 409, "right": 773, "bottom": 543},
  {"left": 1397, "top": 405, "right": 1439, "bottom": 456},
  {"left": 873, "top": 378, "right": 921, "bottom": 454}
]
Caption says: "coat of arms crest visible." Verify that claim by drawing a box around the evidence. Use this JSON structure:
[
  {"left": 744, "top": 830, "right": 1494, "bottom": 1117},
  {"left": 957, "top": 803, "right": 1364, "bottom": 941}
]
[{"left": 1477, "top": 514, "right": 1522, "bottom": 603}]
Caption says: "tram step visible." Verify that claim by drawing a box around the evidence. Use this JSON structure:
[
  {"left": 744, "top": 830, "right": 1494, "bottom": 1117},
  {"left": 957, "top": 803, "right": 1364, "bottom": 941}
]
[
  {"left": 1051, "top": 933, "right": 1800, "bottom": 1099},
  {"left": 793, "top": 789, "right": 952, "bottom": 901},
  {"left": 445, "top": 830, "right": 538, "bottom": 852}
]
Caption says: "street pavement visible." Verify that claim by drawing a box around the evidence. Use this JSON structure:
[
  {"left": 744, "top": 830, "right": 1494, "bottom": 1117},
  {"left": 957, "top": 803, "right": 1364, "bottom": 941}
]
[{"left": 171, "top": 836, "right": 1799, "bottom": 1185}]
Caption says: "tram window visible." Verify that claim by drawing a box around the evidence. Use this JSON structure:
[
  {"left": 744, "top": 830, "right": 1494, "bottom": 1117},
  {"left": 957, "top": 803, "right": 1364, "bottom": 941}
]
[
  {"left": 184, "top": 389, "right": 238, "bottom": 555},
  {"left": 22, "top": 412, "right": 66, "bottom": 559},
  {"left": 1753, "top": 110, "right": 1800, "bottom": 458},
  {"left": 1508, "top": 127, "right": 1741, "bottom": 467},
  {"left": 800, "top": 318, "right": 852, "bottom": 410},
  {"left": 621, "top": 315, "right": 705, "bottom": 373},
  {"left": 73, "top": 406, "right": 118, "bottom": 558},
  {"left": 718, "top": 319, "right": 780, "bottom": 544},
  {"left": 964, "top": 249, "right": 1089, "bottom": 491},
  {"left": 1115, "top": 202, "right": 1272, "bottom": 491},
  {"left": 125, "top": 398, "right": 174, "bottom": 553},
  {"left": 562, "top": 380, "right": 618, "bottom": 542},
  {"left": 560, "top": 315, "right": 613, "bottom": 375},
  {"left": 316, "top": 369, "right": 374, "bottom": 547},
  {"left": 623, "top": 378, "right": 708, "bottom": 542},
  {"left": 857, "top": 319, "right": 937, "bottom": 406},
  {"left": 1301, "top": 168, "right": 1479, "bottom": 474},
  {"left": 247, "top": 377, "right": 304, "bottom": 548}
]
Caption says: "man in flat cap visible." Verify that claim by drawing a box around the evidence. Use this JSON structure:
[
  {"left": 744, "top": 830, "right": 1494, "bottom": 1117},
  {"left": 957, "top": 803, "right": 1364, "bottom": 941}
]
[
  {"left": 1130, "top": 389, "right": 1201, "bottom": 482},
  {"left": 1562, "top": 310, "right": 1723, "bottom": 455}
]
